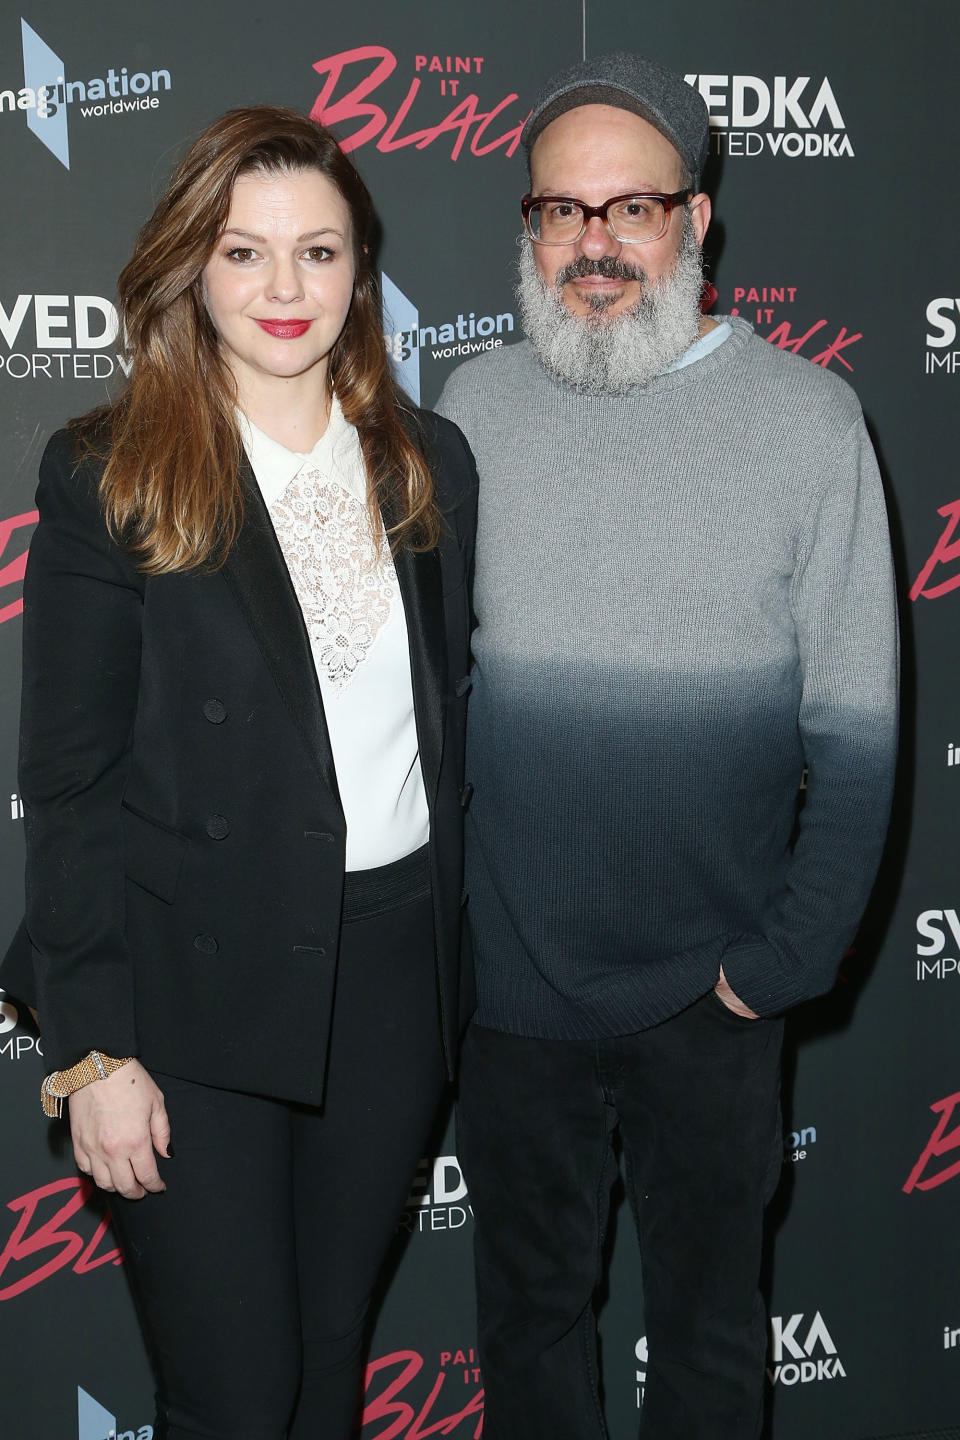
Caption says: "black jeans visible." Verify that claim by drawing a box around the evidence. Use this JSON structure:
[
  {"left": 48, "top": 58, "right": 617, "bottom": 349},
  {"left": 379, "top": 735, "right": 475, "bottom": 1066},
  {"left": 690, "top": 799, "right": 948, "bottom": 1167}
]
[
  {"left": 457, "top": 991, "right": 785, "bottom": 1440},
  {"left": 110, "top": 875, "right": 445, "bottom": 1440}
]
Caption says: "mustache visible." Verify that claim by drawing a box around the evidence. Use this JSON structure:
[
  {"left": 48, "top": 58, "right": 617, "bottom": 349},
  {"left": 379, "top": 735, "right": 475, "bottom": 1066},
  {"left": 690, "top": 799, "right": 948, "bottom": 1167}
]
[{"left": 555, "top": 254, "right": 647, "bottom": 286}]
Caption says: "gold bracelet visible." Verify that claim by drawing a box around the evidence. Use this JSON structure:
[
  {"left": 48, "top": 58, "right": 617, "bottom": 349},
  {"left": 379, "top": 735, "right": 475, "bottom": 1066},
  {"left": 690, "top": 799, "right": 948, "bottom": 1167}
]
[{"left": 40, "top": 1051, "right": 133, "bottom": 1118}]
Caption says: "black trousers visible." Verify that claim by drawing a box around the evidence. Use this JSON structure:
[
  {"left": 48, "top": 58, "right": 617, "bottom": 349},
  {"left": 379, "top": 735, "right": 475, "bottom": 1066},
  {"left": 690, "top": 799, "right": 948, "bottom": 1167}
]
[
  {"left": 457, "top": 991, "right": 785, "bottom": 1440},
  {"left": 109, "top": 869, "right": 445, "bottom": 1440}
]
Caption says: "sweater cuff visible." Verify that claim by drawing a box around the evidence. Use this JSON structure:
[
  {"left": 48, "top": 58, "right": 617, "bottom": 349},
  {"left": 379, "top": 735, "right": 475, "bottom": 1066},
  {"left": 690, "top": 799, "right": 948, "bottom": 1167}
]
[{"left": 720, "top": 934, "right": 833, "bottom": 1017}]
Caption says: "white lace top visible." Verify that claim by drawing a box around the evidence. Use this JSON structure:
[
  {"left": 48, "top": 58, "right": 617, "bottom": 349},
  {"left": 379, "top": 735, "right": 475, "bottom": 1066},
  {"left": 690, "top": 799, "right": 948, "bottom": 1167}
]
[{"left": 239, "top": 402, "right": 429, "bottom": 870}]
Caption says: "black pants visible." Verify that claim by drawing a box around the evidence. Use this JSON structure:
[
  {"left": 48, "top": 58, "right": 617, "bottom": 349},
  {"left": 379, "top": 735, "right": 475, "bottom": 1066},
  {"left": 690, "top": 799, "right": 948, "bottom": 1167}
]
[
  {"left": 457, "top": 991, "right": 785, "bottom": 1440},
  {"left": 110, "top": 870, "right": 445, "bottom": 1440}
]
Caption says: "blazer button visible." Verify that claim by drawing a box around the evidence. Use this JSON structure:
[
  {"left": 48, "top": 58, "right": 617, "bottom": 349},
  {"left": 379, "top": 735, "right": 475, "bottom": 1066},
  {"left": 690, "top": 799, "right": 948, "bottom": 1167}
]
[
  {"left": 193, "top": 934, "right": 219, "bottom": 954},
  {"left": 455, "top": 675, "right": 472, "bottom": 698},
  {"left": 202, "top": 699, "right": 227, "bottom": 724},
  {"left": 206, "top": 814, "right": 230, "bottom": 840},
  {"left": 460, "top": 783, "right": 474, "bottom": 811}
]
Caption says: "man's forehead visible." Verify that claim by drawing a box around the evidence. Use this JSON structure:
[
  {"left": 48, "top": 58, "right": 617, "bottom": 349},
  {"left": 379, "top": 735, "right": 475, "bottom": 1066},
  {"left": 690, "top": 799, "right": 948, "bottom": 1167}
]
[{"left": 530, "top": 104, "right": 686, "bottom": 186}]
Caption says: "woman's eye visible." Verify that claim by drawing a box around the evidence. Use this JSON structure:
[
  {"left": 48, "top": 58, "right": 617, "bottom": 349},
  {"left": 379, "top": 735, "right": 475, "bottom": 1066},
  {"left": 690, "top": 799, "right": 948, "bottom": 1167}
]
[
  {"left": 226, "top": 247, "right": 256, "bottom": 263},
  {"left": 303, "top": 245, "right": 334, "bottom": 262}
]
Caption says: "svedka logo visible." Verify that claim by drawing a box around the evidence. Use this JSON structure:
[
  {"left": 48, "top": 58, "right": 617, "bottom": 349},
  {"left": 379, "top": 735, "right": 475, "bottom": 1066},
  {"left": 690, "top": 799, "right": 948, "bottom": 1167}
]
[
  {"left": 726, "top": 285, "right": 861, "bottom": 372},
  {"left": 767, "top": 1311, "right": 846, "bottom": 1386},
  {"left": 382, "top": 273, "right": 514, "bottom": 404},
  {"left": 915, "top": 909, "right": 960, "bottom": 980},
  {"left": 925, "top": 297, "right": 960, "bottom": 376},
  {"left": 4, "top": 19, "right": 172, "bottom": 169},
  {"left": 0, "top": 988, "right": 19, "bottom": 1036},
  {"left": 0, "top": 983, "right": 42, "bottom": 1063},
  {"left": 910, "top": 502, "right": 960, "bottom": 601},
  {"left": 903, "top": 1092, "right": 960, "bottom": 1193},
  {"left": 310, "top": 46, "right": 526, "bottom": 159},
  {"left": 685, "top": 75, "right": 852, "bottom": 159},
  {"left": 399, "top": 1152, "right": 473, "bottom": 1236},
  {"left": 0, "top": 293, "right": 128, "bottom": 383},
  {"left": 0, "top": 508, "right": 37, "bottom": 620},
  {"left": 634, "top": 1335, "right": 648, "bottom": 1410}
]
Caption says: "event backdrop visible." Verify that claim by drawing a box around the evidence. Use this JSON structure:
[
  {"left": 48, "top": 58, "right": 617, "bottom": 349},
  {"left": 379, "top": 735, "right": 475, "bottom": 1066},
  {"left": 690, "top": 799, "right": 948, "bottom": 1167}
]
[{"left": 1, "top": 2, "right": 958, "bottom": 1437}]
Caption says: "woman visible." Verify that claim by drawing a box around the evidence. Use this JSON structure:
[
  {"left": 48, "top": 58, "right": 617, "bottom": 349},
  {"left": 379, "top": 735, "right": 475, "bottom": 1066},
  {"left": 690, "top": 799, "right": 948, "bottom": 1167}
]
[{"left": 4, "top": 106, "right": 476, "bottom": 1439}]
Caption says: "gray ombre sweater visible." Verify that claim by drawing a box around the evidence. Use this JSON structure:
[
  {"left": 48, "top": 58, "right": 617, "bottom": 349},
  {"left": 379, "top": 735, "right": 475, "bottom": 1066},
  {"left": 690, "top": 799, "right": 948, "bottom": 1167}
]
[{"left": 437, "top": 317, "right": 898, "bottom": 1038}]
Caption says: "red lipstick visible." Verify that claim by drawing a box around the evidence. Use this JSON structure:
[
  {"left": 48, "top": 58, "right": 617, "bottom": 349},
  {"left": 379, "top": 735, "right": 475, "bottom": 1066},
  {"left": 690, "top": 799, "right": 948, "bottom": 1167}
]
[{"left": 254, "top": 319, "right": 312, "bottom": 339}]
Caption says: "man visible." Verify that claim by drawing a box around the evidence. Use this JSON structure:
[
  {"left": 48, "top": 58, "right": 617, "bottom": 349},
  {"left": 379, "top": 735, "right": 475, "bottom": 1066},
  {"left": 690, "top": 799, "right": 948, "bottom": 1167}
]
[{"left": 437, "top": 51, "right": 897, "bottom": 1440}]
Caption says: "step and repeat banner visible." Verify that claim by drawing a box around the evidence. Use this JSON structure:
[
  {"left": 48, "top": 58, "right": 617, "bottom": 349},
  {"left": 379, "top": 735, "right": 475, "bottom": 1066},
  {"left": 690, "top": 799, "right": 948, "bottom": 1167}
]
[{"left": 1, "top": 2, "right": 958, "bottom": 1437}]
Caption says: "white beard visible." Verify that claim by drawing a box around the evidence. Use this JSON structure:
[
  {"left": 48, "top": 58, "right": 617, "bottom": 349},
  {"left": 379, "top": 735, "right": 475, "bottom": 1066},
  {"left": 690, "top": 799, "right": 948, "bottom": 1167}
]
[{"left": 516, "top": 209, "right": 706, "bottom": 395}]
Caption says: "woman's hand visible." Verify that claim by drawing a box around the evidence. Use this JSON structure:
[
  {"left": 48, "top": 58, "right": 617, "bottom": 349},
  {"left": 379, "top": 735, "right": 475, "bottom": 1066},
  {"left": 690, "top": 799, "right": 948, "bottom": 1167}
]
[{"left": 69, "top": 1060, "right": 171, "bottom": 1199}]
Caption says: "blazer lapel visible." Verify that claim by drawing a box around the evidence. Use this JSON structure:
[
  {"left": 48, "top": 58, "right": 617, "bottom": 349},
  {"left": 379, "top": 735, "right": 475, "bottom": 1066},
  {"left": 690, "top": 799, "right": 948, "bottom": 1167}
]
[
  {"left": 222, "top": 461, "right": 341, "bottom": 802},
  {"left": 393, "top": 540, "right": 447, "bottom": 809}
]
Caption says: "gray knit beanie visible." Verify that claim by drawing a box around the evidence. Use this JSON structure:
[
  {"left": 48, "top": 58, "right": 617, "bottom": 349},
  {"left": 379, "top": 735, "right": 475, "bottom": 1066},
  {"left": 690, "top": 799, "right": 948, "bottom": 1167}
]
[{"left": 522, "top": 52, "right": 710, "bottom": 190}]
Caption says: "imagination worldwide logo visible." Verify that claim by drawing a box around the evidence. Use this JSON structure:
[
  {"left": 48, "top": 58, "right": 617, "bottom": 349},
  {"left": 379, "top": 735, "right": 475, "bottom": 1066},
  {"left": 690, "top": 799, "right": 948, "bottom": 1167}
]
[
  {"left": 77, "top": 1386, "right": 153, "bottom": 1440},
  {"left": 3, "top": 18, "right": 172, "bottom": 169},
  {"left": 382, "top": 273, "right": 514, "bottom": 404}
]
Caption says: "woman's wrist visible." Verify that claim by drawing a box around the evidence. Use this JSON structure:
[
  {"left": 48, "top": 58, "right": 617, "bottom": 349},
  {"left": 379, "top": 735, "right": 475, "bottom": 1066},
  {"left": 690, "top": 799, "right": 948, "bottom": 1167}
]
[{"left": 41, "top": 1051, "right": 133, "bottom": 1118}]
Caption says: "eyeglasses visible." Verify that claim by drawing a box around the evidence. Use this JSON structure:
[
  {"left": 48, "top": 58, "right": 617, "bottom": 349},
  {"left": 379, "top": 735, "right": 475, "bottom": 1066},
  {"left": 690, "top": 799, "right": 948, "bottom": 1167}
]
[{"left": 521, "top": 190, "right": 691, "bottom": 245}]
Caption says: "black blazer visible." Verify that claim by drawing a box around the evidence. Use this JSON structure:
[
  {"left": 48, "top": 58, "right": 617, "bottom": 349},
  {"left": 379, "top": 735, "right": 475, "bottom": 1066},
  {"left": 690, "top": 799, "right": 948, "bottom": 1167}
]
[{"left": 4, "top": 413, "right": 477, "bottom": 1105}]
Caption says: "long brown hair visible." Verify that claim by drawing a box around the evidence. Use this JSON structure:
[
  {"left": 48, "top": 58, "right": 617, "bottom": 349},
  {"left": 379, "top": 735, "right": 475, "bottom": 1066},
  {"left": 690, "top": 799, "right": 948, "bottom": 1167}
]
[{"left": 74, "top": 106, "right": 439, "bottom": 572}]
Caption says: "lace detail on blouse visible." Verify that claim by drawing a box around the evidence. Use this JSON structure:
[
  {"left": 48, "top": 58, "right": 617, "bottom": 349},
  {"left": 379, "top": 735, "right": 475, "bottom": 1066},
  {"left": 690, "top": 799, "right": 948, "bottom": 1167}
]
[{"left": 268, "top": 465, "right": 397, "bottom": 694}]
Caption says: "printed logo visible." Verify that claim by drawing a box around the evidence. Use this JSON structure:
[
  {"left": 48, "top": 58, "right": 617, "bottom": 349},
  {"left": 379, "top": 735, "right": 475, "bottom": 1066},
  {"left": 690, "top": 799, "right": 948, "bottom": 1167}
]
[
  {"left": 915, "top": 910, "right": 960, "bottom": 980},
  {"left": 767, "top": 1311, "right": 846, "bottom": 1386},
  {"left": 0, "top": 988, "right": 18, "bottom": 1035},
  {"left": 0, "top": 293, "right": 128, "bottom": 383},
  {"left": 383, "top": 273, "right": 515, "bottom": 403},
  {"left": 0, "top": 509, "right": 37, "bottom": 619},
  {"left": 903, "top": 1092, "right": 960, "bottom": 1193},
  {"left": 685, "top": 75, "right": 853, "bottom": 159},
  {"left": 911, "top": 500, "right": 960, "bottom": 601},
  {"left": 0, "top": 983, "right": 40, "bottom": 1062},
  {"left": 363, "top": 1348, "right": 483, "bottom": 1438},
  {"left": 945, "top": 1323, "right": 960, "bottom": 1352},
  {"left": 4, "top": 19, "right": 172, "bottom": 169},
  {"left": 9, "top": 791, "right": 23, "bottom": 820},
  {"left": 77, "top": 1386, "right": 153, "bottom": 1440},
  {"left": 925, "top": 298, "right": 960, "bottom": 375},
  {"left": 635, "top": 1335, "right": 648, "bottom": 1410},
  {"left": 784, "top": 1124, "right": 817, "bottom": 1163},
  {"left": 399, "top": 1152, "right": 473, "bottom": 1235},
  {"left": 947, "top": 744, "right": 960, "bottom": 769},
  {"left": 310, "top": 46, "right": 526, "bottom": 159},
  {"left": 725, "top": 285, "right": 861, "bottom": 372},
  {"left": 0, "top": 1177, "right": 122, "bottom": 1300}
]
